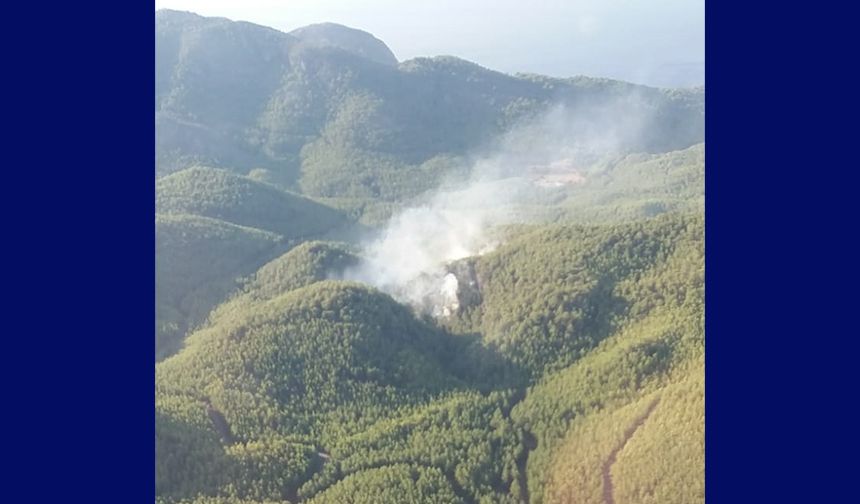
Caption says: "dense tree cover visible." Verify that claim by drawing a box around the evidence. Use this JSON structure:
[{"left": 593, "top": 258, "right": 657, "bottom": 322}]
[
  {"left": 156, "top": 10, "right": 704, "bottom": 220},
  {"left": 434, "top": 212, "right": 704, "bottom": 503},
  {"left": 157, "top": 399, "right": 317, "bottom": 502},
  {"left": 306, "top": 464, "right": 460, "bottom": 504},
  {"left": 156, "top": 280, "right": 522, "bottom": 502},
  {"left": 155, "top": 214, "right": 285, "bottom": 360},
  {"left": 539, "top": 143, "right": 705, "bottom": 224},
  {"left": 509, "top": 309, "right": 702, "bottom": 504},
  {"left": 156, "top": 210, "right": 704, "bottom": 504},
  {"left": 533, "top": 363, "right": 703, "bottom": 504},
  {"left": 310, "top": 143, "right": 705, "bottom": 227},
  {"left": 289, "top": 23, "right": 399, "bottom": 67},
  {"left": 454, "top": 212, "right": 703, "bottom": 377},
  {"left": 155, "top": 11, "right": 704, "bottom": 503},
  {"left": 303, "top": 391, "right": 523, "bottom": 502},
  {"left": 155, "top": 167, "right": 357, "bottom": 360},
  {"left": 205, "top": 240, "right": 359, "bottom": 325},
  {"left": 238, "top": 241, "right": 358, "bottom": 302},
  {"left": 542, "top": 392, "right": 666, "bottom": 504},
  {"left": 298, "top": 135, "right": 461, "bottom": 202},
  {"left": 312, "top": 196, "right": 405, "bottom": 227},
  {"left": 610, "top": 366, "right": 704, "bottom": 504},
  {"left": 157, "top": 167, "right": 348, "bottom": 239},
  {"left": 156, "top": 283, "right": 480, "bottom": 446}
]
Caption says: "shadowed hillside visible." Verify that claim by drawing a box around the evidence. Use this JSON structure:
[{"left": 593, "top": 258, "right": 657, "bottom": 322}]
[{"left": 155, "top": 9, "right": 704, "bottom": 504}]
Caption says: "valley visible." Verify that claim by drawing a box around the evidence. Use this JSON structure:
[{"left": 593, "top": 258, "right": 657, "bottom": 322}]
[{"left": 155, "top": 9, "right": 704, "bottom": 504}]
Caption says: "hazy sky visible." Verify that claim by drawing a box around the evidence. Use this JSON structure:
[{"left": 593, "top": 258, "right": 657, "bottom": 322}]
[{"left": 154, "top": 0, "right": 704, "bottom": 88}]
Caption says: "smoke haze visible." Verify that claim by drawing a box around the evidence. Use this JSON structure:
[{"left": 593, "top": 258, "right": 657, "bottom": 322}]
[{"left": 342, "top": 93, "right": 659, "bottom": 314}]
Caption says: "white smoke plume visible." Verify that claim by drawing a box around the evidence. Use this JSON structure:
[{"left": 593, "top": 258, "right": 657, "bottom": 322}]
[
  {"left": 343, "top": 93, "right": 661, "bottom": 315},
  {"left": 343, "top": 175, "right": 521, "bottom": 316}
]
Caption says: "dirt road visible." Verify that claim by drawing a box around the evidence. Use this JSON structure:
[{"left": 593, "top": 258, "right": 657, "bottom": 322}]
[{"left": 601, "top": 398, "right": 661, "bottom": 504}]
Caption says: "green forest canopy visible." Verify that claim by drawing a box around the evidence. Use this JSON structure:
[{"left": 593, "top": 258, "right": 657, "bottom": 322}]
[{"left": 155, "top": 9, "right": 705, "bottom": 504}]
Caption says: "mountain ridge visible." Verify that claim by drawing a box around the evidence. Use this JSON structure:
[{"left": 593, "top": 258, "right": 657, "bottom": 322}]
[
  {"left": 154, "top": 9, "right": 705, "bottom": 504},
  {"left": 290, "top": 22, "right": 399, "bottom": 67},
  {"left": 156, "top": 9, "right": 704, "bottom": 214}
]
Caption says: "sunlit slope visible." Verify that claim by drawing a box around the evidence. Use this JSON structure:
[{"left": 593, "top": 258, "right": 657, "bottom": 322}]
[
  {"left": 540, "top": 365, "right": 703, "bottom": 504},
  {"left": 206, "top": 240, "right": 360, "bottom": 324},
  {"left": 458, "top": 212, "right": 703, "bottom": 377},
  {"left": 609, "top": 366, "right": 704, "bottom": 504},
  {"left": 156, "top": 280, "right": 526, "bottom": 503},
  {"left": 306, "top": 464, "right": 461, "bottom": 504},
  {"left": 156, "top": 167, "right": 348, "bottom": 239},
  {"left": 157, "top": 9, "right": 704, "bottom": 214},
  {"left": 157, "top": 282, "right": 469, "bottom": 437},
  {"left": 537, "top": 143, "right": 705, "bottom": 224},
  {"left": 488, "top": 212, "right": 705, "bottom": 504}
]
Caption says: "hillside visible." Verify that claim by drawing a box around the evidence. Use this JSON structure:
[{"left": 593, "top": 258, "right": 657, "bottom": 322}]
[
  {"left": 537, "top": 365, "right": 704, "bottom": 504},
  {"left": 156, "top": 167, "right": 348, "bottom": 239},
  {"left": 155, "top": 168, "right": 356, "bottom": 359},
  {"left": 290, "top": 23, "right": 398, "bottom": 67},
  {"left": 156, "top": 9, "right": 704, "bottom": 218},
  {"left": 156, "top": 212, "right": 703, "bottom": 503},
  {"left": 447, "top": 213, "right": 703, "bottom": 375},
  {"left": 541, "top": 143, "right": 705, "bottom": 224},
  {"left": 154, "top": 9, "right": 705, "bottom": 504},
  {"left": 206, "top": 241, "right": 360, "bottom": 323},
  {"left": 156, "top": 281, "right": 508, "bottom": 501},
  {"left": 155, "top": 214, "right": 285, "bottom": 360}
]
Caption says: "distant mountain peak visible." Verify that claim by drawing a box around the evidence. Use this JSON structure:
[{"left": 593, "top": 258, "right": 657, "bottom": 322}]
[
  {"left": 289, "top": 22, "right": 398, "bottom": 66},
  {"left": 155, "top": 8, "right": 213, "bottom": 24},
  {"left": 155, "top": 8, "right": 199, "bottom": 17}
]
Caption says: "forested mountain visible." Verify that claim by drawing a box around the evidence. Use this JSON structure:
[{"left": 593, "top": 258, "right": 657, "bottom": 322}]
[
  {"left": 155, "top": 9, "right": 705, "bottom": 504},
  {"left": 156, "top": 9, "right": 703, "bottom": 214},
  {"left": 157, "top": 214, "right": 703, "bottom": 504},
  {"left": 157, "top": 167, "right": 348, "bottom": 238},
  {"left": 155, "top": 214, "right": 283, "bottom": 360},
  {"left": 289, "top": 23, "right": 399, "bottom": 67}
]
